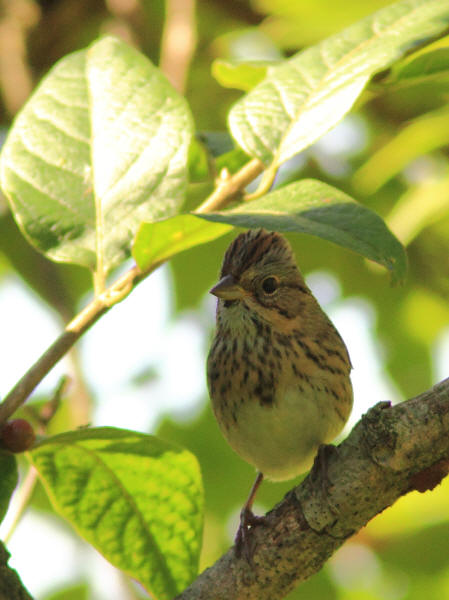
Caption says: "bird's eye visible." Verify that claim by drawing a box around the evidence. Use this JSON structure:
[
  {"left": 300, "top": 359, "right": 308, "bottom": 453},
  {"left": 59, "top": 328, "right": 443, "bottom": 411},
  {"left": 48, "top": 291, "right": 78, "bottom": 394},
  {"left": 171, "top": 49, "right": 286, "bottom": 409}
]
[{"left": 262, "top": 276, "right": 279, "bottom": 294}]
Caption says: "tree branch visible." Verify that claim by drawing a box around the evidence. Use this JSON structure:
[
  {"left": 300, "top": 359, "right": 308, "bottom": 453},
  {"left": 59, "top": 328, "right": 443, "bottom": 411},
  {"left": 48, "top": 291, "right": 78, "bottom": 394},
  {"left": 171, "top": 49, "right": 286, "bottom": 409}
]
[
  {"left": 177, "top": 378, "right": 449, "bottom": 600},
  {"left": 0, "top": 158, "right": 265, "bottom": 424},
  {"left": 0, "top": 542, "right": 33, "bottom": 600},
  {"left": 0, "top": 264, "right": 145, "bottom": 424}
]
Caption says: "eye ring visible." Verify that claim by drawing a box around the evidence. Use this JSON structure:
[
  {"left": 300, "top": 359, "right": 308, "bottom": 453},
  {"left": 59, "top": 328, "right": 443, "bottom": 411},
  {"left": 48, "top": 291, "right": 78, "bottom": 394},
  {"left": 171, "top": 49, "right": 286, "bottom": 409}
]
[{"left": 261, "top": 276, "right": 279, "bottom": 294}]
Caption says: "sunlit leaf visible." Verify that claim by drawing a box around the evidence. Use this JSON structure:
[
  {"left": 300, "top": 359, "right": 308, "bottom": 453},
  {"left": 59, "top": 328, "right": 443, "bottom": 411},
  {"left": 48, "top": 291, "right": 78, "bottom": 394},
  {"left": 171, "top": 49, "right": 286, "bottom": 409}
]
[
  {"left": 0, "top": 450, "right": 18, "bottom": 524},
  {"left": 133, "top": 214, "right": 231, "bottom": 271},
  {"left": 197, "top": 179, "right": 407, "bottom": 283},
  {"left": 0, "top": 36, "right": 193, "bottom": 275},
  {"left": 229, "top": 0, "right": 449, "bottom": 167},
  {"left": 29, "top": 427, "right": 203, "bottom": 600}
]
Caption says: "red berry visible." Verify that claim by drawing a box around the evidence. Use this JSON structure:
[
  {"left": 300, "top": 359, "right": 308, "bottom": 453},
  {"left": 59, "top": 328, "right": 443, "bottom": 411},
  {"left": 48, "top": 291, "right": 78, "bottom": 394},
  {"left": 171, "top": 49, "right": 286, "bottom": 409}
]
[{"left": 1, "top": 419, "right": 36, "bottom": 453}]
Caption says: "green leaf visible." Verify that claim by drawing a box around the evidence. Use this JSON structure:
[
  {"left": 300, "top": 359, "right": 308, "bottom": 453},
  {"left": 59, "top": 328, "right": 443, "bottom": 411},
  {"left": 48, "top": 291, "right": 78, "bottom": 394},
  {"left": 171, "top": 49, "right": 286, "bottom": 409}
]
[
  {"left": 0, "top": 450, "right": 18, "bottom": 524},
  {"left": 215, "top": 147, "right": 251, "bottom": 174},
  {"left": 43, "top": 583, "right": 89, "bottom": 600},
  {"left": 0, "top": 36, "right": 193, "bottom": 275},
  {"left": 211, "top": 59, "right": 274, "bottom": 91},
  {"left": 196, "top": 179, "right": 407, "bottom": 283},
  {"left": 29, "top": 427, "right": 203, "bottom": 600},
  {"left": 229, "top": 0, "right": 449, "bottom": 166},
  {"left": 188, "top": 138, "right": 210, "bottom": 183},
  {"left": 133, "top": 214, "right": 231, "bottom": 271}
]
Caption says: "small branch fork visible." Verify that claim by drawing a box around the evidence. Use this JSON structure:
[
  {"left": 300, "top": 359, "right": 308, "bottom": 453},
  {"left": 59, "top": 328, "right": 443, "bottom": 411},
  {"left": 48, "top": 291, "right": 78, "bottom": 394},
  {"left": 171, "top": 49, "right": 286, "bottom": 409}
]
[
  {"left": 175, "top": 378, "right": 449, "bottom": 600},
  {"left": 0, "top": 158, "right": 265, "bottom": 425}
]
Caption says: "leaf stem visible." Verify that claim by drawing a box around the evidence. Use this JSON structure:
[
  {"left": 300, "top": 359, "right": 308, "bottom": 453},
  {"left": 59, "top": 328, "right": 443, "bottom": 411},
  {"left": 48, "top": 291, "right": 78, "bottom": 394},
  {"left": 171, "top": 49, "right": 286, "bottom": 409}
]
[
  {"left": 244, "top": 162, "right": 278, "bottom": 201},
  {"left": 0, "top": 157, "right": 267, "bottom": 424},
  {"left": 194, "top": 158, "right": 264, "bottom": 213}
]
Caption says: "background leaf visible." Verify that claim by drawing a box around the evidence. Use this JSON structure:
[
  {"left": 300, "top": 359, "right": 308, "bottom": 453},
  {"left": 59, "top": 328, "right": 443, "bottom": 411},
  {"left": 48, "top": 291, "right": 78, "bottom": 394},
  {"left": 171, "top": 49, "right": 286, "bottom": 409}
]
[
  {"left": 197, "top": 179, "right": 407, "bottom": 283},
  {"left": 353, "top": 107, "right": 449, "bottom": 194},
  {"left": 0, "top": 450, "right": 18, "bottom": 524},
  {"left": 386, "top": 175, "right": 449, "bottom": 245},
  {"left": 229, "top": 0, "right": 449, "bottom": 166},
  {"left": 392, "top": 46, "right": 449, "bottom": 82},
  {"left": 42, "top": 583, "right": 89, "bottom": 600},
  {"left": 29, "top": 427, "right": 203, "bottom": 600},
  {"left": 211, "top": 59, "right": 274, "bottom": 91},
  {"left": 0, "top": 36, "right": 193, "bottom": 274}
]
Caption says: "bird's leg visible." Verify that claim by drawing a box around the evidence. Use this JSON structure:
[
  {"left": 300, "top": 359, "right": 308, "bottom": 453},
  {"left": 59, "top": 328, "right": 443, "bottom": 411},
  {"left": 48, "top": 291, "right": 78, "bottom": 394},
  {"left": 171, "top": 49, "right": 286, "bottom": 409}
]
[{"left": 235, "top": 472, "right": 267, "bottom": 561}]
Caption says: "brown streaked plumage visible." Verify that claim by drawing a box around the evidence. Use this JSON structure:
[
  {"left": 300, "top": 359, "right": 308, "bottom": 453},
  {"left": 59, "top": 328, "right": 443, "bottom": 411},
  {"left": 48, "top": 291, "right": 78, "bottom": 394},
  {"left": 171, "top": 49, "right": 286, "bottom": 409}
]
[{"left": 207, "top": 229, "right": 353, "bottom": 557}]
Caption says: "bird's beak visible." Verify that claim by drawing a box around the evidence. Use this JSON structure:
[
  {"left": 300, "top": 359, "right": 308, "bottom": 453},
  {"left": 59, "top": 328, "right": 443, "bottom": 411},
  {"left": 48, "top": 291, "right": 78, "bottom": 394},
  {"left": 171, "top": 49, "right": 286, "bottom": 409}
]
[{"left": 209, "top": 274, "right": 245, "bottom": 300}]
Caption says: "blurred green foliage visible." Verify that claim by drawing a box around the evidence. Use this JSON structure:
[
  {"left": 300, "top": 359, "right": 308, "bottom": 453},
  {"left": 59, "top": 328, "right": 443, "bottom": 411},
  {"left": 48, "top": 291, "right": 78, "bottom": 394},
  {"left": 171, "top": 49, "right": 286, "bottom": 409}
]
[{"left": 0, "top": 1, "right": 448, "bottom": 599}]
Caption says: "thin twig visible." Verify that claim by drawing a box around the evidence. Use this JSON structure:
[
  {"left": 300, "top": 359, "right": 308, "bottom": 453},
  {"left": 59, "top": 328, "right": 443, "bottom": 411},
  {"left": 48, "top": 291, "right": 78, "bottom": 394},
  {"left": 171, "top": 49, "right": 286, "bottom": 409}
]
[
  {"left": 0, "top": 264, "right": 142, "bottom": 424},
  {"left": 160, "top": 0, "right": 197, "bottom": 93}
]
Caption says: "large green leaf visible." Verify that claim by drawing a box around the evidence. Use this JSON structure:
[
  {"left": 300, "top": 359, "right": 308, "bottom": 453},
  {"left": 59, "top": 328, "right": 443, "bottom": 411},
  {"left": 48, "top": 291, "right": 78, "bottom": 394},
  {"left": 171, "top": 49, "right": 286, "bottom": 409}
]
[
  {"left": 29, "top": 427, "right": 203, "bottom": 600},
  {"left": 0, "top": 450, "right": 18, "bottom": 524},
  {"left": 197, "top": 179, "right": 407, "bottom": 283},
  {"left": 133, "top": 214, "right": 231, "bottom": 271},
  {"left": 229, "top": 0, "right": 449, "bottom": 167},
  {"left": 0, "top": 36, "right": 193, "bottom": 275}
]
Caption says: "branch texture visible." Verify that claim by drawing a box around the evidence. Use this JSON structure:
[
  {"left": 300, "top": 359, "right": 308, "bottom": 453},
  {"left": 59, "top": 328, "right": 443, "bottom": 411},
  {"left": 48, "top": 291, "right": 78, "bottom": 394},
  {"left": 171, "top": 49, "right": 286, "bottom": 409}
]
[
  {"left": 0, "top": 542, "right": 33, "bottom": 600},
  {"left": 177, "top": 378, "right": 449, "bottom": 600}
]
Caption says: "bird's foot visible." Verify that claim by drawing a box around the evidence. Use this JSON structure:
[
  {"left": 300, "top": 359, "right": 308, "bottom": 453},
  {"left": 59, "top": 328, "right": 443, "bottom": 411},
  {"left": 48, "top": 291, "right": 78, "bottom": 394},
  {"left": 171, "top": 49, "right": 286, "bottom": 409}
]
[{"left": 235, "top": 506, "right": 267, "bottom": 563}]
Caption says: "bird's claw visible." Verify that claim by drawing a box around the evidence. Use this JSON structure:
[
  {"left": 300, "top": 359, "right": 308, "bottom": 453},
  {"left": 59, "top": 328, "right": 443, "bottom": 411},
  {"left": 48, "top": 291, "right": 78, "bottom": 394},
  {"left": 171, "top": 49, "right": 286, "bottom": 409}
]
[{"left": 234, "top": 507, "right": 267, "bottom": 563}]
